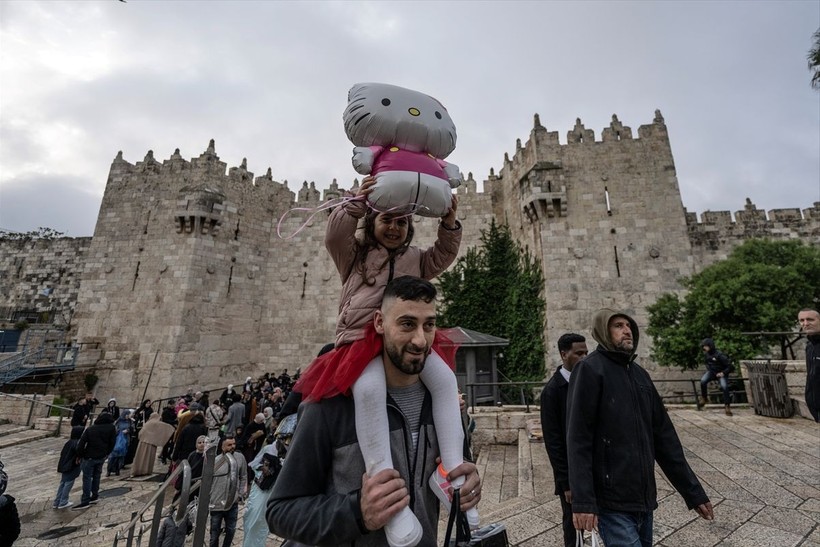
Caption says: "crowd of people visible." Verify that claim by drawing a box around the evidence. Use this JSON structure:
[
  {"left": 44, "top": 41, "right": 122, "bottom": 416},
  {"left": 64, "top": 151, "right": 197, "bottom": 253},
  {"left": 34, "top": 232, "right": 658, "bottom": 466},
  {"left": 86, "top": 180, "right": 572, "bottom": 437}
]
[{"left": 53, "top": 370, "right": 299, "bottom": 546}]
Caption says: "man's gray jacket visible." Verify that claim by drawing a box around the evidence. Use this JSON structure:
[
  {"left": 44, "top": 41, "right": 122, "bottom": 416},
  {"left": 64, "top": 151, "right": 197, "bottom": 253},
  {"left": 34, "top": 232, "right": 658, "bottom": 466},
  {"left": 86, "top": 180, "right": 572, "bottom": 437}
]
[
  {"left": 209, "top": 451, "right": 247, "bottom": 512},
  {"left": 267, "top": 390, "right": 453, "bottom": 546}
]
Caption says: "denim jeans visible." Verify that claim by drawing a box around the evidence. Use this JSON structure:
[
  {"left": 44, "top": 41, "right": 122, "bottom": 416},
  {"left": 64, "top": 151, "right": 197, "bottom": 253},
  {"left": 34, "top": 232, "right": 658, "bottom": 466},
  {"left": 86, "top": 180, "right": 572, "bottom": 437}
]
[
  {"left": 54, "top": 466, "right": 82, "bottom": 506},
  {"left": 81, "top": 457, "right": 106, "bottom": 504},
  {"left": 598, "top": 510, "right": 653, "bottom": 547},
  {"left": 209, "top": 503, "right": 238, "bottom": 547},
  {"left": 700, "top": 370, "right": 731, "bottom": 405}
]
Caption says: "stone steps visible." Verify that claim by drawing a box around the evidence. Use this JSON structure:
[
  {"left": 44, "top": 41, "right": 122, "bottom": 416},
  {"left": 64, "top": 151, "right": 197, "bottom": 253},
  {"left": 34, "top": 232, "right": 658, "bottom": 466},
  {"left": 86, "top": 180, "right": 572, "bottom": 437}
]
[
  {"left": 0, "top": 428, "right": 50, "bottom": 449},
  {"left": 0, "top": 423, "right": 30, "bottom": 437}
]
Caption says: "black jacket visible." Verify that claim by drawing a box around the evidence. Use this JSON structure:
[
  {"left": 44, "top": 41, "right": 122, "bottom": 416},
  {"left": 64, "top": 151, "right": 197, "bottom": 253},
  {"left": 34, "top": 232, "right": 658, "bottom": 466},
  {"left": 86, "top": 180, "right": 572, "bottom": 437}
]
[
  {"left": 806, "top": 335, "right": 820, "bottom": 421},
  {"left": 161, "top": 406, "right": 178, "bottom": 426},
  {"left": 71, "top": 398, "right": 98, "bottom": 427},
  {"left": 172, "top": 420, "right": 207, "bottom": 462},
  {"left": 701, "top": 338, "right": 732, "bottom": 375},
  {"left": 567, "top": 310, "right": 709, "bottom": 515},
  {"left": 540, "top": 366, "right": 570, "bottom": 495},
  {"left": 57, "top": 426, "right": 85, "bottom": 473},
  {"left": 77, "top": 413, "right": 117, "bottom": 460}
]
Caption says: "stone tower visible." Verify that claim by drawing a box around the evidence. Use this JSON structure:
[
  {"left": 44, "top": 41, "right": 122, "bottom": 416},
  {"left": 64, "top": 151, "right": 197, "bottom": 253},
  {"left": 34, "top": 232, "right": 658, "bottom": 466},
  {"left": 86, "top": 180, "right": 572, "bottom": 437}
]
[{"left": 486, "top": 111, "right": 695, "bottom": 368}]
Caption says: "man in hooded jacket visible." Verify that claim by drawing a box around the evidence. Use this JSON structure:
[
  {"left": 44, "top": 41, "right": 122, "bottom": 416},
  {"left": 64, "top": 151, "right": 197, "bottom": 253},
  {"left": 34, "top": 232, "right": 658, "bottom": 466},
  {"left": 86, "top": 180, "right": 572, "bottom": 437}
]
[
  {"left": 699, "top": 338, "right": 734, "bottom": 416},
  {"left": 567, "top": 309, "right": 714, "bottom": 546}
]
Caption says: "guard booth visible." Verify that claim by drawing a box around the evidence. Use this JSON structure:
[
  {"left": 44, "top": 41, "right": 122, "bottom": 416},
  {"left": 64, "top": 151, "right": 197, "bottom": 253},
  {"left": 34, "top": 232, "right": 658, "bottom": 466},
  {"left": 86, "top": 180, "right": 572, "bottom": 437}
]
[{"left": 440, "top": 327, "right": 508, "bottom": 408}]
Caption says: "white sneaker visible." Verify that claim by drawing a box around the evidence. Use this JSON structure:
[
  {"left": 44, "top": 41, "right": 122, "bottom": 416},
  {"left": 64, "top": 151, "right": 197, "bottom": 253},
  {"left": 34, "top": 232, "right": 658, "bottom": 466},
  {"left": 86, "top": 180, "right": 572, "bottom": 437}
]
[
  {"left": 384, "top": 505, "right": 423, "bottom": 547},
  {"left": 428, "top": 463, "right": 480, "bottom": 528},
  {"left": 58, "top": 501, "right": 74, "bottom": 509}
]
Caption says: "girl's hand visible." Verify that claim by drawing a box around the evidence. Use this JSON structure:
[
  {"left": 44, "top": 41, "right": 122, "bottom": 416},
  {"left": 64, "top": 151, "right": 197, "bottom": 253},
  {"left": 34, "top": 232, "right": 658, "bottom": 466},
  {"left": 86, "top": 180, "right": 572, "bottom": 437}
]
[
  {"left": 442, "top": 194, "right": 458, "bottom": 229},
  {"left": 355, "top": 176, "right": 376, "bottom": 198}
]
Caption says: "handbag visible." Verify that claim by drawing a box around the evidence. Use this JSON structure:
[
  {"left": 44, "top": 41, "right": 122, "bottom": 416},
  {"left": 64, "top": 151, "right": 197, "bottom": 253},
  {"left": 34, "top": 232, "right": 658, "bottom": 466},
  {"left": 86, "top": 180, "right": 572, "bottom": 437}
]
[
  {"left": 443, "top": 489, "right": 508, "bottom": 547},
  {"left": 575, "top": 529, "right": 605, "bottom": 546}
]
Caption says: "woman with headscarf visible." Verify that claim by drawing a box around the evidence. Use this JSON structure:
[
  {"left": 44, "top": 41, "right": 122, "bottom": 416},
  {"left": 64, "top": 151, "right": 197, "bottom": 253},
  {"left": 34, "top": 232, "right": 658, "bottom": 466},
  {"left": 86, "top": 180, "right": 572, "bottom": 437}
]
[
  {"left": 262, "top": 407, "right": 275, "bottom": 432},
  {"left": 132, "top": 413, "right": 175, "bottom": 477},
  {"left": 107, "top": 410, "right": 132, "bottom": 476},
  {"left": 173, "top": 435, "right": 207, "bottom": 502},
  {"left": 241, "top": 453, "right": 281, "bottom": 547}
]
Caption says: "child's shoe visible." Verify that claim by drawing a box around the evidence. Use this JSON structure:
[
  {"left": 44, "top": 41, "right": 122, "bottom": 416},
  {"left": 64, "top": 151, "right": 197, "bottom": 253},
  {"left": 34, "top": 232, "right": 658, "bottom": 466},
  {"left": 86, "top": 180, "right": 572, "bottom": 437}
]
[
  {"left": 428, "top": 463, "right": 480, "bottom": 528},
  {"left": 384, "top": 505, "right": 423, "bottom": 547}
]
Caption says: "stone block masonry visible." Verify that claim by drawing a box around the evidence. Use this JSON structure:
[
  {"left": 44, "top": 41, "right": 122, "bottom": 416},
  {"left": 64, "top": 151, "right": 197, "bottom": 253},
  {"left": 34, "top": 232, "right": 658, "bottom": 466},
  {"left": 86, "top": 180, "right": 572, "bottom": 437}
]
[{"left": 1, "top": 113, "right": 818, "bottom": 404}]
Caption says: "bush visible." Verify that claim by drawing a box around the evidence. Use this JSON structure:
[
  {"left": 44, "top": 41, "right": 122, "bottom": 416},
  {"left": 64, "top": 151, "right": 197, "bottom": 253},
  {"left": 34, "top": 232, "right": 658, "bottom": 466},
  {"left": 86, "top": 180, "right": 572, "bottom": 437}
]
[{"left": 84, "top": 373, "right": 99, "bottom": 392}]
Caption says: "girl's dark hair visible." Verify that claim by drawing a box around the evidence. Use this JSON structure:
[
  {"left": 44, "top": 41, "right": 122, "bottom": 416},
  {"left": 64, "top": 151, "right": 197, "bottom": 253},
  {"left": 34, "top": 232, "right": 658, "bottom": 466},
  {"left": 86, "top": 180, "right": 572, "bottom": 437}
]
[{"left": 355, "top": 210, "right": 415, "bottom": 285}]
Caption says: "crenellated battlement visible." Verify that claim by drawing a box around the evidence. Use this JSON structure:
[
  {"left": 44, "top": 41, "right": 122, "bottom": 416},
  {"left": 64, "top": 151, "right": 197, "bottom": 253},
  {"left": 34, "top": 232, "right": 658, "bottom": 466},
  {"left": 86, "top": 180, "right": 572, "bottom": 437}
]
[
  {"left": 686, "top": 198, "right": 820, "bottom": 264},
  {"left": 498, "top": 110, "right": 670, "bottom": 179}
]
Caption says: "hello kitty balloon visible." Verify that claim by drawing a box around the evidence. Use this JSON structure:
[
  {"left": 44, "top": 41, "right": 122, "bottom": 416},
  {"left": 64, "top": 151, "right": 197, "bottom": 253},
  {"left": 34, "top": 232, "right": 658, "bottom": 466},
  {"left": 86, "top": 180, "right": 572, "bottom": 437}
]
[{"left": 343, "top": 83, "right": 462, "bottom": 217}]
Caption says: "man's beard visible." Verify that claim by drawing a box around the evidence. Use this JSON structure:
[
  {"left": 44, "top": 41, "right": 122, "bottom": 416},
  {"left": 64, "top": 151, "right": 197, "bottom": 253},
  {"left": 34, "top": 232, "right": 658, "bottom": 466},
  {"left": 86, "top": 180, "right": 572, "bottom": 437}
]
[
  {"left": 614, "top": 339, "right": 634, "bottom": 353},
  {"left": 385, "top": 340, "right": 429, "bottom": 375}
]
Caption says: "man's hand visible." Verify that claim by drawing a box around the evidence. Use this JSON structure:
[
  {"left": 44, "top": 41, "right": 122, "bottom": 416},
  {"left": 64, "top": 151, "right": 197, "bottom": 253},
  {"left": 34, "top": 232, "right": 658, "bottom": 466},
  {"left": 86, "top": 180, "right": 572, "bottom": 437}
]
[
  {"left": 716, "top": 372, "right": 724, "bottom": 378},
  {"left": 442, "top": 195, "right": 458, "bottom": 229},
  {"left": 447, "top": 461, "right": 481, "bottom": 511},
  {"left": 573, "top": 512, "right": 598, "bottom": 531},
  {"left": 563, "top": 490, "right": 572, "bottom": 504},
  {"left": 360, "top": 469, "right": 410, "bottom": 531},
  {"left": 695, "top": 501, "right": 714, "bottom": 520}
]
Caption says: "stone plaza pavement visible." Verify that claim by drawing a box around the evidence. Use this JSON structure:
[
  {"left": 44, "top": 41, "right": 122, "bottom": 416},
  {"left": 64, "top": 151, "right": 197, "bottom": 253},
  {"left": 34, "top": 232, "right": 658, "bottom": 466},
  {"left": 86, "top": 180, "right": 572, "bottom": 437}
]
[{"left": 3, "top": 407, "right": 819, "bottom": 546}]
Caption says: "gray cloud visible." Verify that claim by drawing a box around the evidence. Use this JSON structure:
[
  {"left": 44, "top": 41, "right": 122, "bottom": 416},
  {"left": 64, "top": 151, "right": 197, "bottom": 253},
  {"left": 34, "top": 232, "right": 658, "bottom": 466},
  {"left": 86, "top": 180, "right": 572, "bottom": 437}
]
[
  {"left": 0, "top": 174, "right": 100, "bottom": 237},
  {"left": 1, "top": 1, "right": 818, "bottom": 237}
]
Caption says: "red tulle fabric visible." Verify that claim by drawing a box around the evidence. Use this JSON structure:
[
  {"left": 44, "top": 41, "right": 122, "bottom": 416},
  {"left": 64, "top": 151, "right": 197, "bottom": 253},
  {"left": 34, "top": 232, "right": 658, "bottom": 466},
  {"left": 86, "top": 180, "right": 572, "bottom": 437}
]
[{"left": 295, "top": 322, "right": 459, "bottom": 402}]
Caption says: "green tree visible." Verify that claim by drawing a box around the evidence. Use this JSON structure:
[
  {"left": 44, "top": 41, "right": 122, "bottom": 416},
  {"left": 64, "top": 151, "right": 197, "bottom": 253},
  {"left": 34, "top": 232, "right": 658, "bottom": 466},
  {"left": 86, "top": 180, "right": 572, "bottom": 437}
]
[
  {"left": 647, "top": 239, "right": 820, "bottom": 369},
  {"left": 809, "top": 27, "right": 820, "bottom": 90},
  {"left": 438, "top": 220, "right": 546, "bottom": 382}
]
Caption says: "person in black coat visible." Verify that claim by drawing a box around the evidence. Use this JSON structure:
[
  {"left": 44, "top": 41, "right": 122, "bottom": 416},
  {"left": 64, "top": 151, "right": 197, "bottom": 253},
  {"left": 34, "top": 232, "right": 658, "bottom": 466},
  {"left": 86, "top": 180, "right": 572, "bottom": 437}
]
[
  {"left": 540, "top": 333, "right": 588, "bottom": 547},
  {"left": 102, "top": 398, "right": 121, "bottom": 420},
  {"left": 0, "top": 457, "right": 21, "bottom": 547},
  {"left": 75, "top": 413, "right": 117, "bottom": 509},
  {"left": 70, "top": 394, "right": 99, "bottom": 427},
  {"left": 160, "top": 399, "right": 178, "bottom": 465},
  {"left": 53, "top": 426, "right": 84, "bottom": 509},
  {"left": 567, "top": 309, "right": 713, "bottom": 544},
  {"left": 171, "top": 413, "right": 207, "bottom": 464},
  {"left": 699, "top": 338, "right": 734, "bottom": 415}
]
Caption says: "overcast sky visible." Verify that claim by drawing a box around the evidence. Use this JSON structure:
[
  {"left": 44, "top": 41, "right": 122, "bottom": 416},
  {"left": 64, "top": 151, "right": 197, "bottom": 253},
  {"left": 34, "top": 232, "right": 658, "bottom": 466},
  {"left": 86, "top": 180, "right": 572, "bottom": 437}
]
[{"left": 1, "top": 0, "right": 818, "bottom": 237}]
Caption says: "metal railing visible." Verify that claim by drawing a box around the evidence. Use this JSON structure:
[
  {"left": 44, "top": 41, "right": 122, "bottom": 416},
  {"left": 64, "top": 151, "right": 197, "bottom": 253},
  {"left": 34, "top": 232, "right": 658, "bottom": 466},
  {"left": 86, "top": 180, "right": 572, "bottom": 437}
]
[
  {"left": 0, "top": 345, "right": 78, "bottom": 387},
  {"left": 113, "top": 460, "right": 193, "bottom": 547},
  {"left": 112, "top": 443, "right": 234, "bottom": 547},
  {"left": 465, "top": 376, "right": 751, "bottom": 411},
  {"left": 0, "top": 391, "right": 76, "bottom": 435}
]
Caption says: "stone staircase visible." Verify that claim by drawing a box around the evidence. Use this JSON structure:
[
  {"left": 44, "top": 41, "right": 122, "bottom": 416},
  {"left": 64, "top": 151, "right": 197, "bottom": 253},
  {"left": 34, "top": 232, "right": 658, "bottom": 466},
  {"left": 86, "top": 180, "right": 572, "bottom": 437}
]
[{"left": 0, "top": 422, "right": 50, "bottom": 449}]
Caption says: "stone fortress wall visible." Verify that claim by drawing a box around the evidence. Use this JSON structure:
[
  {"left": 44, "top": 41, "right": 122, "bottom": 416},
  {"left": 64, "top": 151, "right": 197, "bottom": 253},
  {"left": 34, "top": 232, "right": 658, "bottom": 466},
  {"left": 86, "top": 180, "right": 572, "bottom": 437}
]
[{"left": 1, "top": 113, "right": 818, "bottom": 403}]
